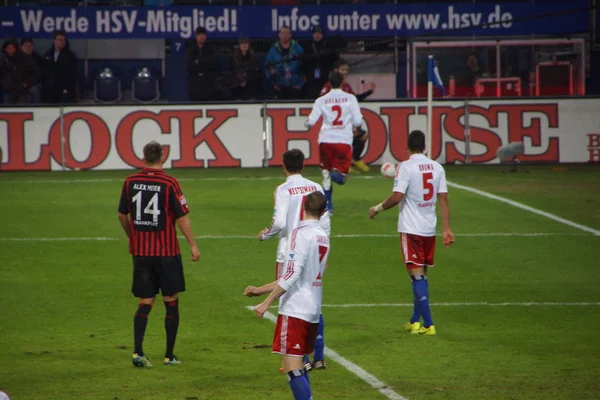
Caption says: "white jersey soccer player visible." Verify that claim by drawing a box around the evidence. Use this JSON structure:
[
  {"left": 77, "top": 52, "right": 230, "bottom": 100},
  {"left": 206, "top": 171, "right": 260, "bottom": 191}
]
[
  {"left": 305, "top": 71, "right": 363, "bottom": 213},
  {"left": 260, "top": 151, "right": 331, "bottom": 279},
  {"left": 394, "top": 154, "right": 448, "bottom": 238},
  {"left": 369, "top": 130, "right": 454, "bottom": 336},
  {"left": 246, "top": 192, "right": 331, "bottom": 399}
]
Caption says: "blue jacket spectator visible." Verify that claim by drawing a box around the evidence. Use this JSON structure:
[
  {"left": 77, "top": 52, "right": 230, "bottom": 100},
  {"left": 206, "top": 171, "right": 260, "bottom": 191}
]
[{"left": 264, "top": 26, "right": 305, "bottom": 100}]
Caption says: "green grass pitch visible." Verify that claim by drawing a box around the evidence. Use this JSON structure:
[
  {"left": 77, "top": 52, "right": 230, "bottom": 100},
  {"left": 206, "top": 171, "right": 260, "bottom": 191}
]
[{"left": 1, "top": 164, "right": 599, "bottom": 400}]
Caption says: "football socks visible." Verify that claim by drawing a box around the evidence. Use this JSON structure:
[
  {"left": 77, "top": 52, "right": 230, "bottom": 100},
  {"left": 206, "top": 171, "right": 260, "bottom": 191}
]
[
  {"left": 411, "top": 275, "right": 433, "bottom": 328},
  {"left": 134, "top": 303, "right": 153, "bottom": 356},
  {"left": 410, "top": 297, "right": 422, "bottom": 324},
  {"left": 330, "top": 170, "right": 346, "bottom": 185},
  {"left": 314, "top": 314, "right": 325, "bottom": 361},
  {"left": 287, "top": 369, "right": 312, "bottom": 400},
  {"left": 164, "top": 299, "right": 180, "bottom": 359}
]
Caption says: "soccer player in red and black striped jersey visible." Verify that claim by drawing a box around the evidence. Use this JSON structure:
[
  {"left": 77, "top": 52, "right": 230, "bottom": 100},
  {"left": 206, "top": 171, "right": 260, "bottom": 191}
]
[{"left": 118, "top": 141, "right": 200, "bottom": 368}]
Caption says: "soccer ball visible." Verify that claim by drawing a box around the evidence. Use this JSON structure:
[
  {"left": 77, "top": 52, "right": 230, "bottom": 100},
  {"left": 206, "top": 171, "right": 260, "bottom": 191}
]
[{"left": 380, "top": 162, "right": 396, "bottom": 178}]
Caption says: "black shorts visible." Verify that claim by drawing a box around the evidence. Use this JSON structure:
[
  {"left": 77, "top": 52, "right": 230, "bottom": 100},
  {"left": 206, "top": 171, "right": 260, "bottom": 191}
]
[{"left": 132, "top": 255, "right": 185, "bottom": 298}]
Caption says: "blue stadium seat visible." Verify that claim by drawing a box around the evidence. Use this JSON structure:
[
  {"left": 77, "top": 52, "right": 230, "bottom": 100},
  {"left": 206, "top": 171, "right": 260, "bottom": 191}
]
[
  {"left": 132, "top": 68, "right": 160, "bottom": 102},
  {"left": 94, "top": 68, "right": 122, "bottom": 103}
]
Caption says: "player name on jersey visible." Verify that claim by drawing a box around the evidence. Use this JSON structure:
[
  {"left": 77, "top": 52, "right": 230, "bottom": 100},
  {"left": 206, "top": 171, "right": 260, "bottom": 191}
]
[
  {"left": 418, "top": 164, "right": 435, "bottom": 172},
  {"left": 324, "top": 97, "right": 349, "bottom": 105},
  {"left": 288, "top": 185, "right": 319, "bottom": 196},
  {"left": 133, "top": 183, "right": 162, "bottom": 192}
]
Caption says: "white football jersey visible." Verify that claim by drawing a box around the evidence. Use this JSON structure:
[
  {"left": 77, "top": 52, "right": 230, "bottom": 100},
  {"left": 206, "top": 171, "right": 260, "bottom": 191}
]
[
  {"left": 305, "top": 88, "right": 363, "bottom": 145},
  {"left": 278, "top": 220, "right": 330, "bottom": 323},
  {"left": 393, "top": 154, "right": 448, "bottom": 237},
  {"left": 261, "top": 174, "right": 331, "bottom": 262}
]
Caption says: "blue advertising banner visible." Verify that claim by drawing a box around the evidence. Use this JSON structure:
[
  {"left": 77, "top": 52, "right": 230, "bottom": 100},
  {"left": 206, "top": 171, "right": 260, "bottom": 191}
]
[{"left": 0, "top": 2, "right": 589, "bottom": 40}]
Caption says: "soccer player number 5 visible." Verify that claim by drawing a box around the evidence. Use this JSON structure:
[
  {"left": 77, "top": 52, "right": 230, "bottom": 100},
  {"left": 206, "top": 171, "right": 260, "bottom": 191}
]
[{"left": 422, "top": 172, "right": 434, "bottom": 201}]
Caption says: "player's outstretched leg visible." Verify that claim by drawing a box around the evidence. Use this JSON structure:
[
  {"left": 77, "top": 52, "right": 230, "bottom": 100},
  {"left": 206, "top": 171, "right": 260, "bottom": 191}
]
[
  {"left": 330, "top": 168, "right": 347, "bottom": 186},
  {"left": 411, "top": 275, "right": 435, "bottom": 335},
  {"left": 133, "top": 301, "right": 153, "bottom": 367},
  {"left": 164, "top": 297, "right": 182, "bottom": 364},
  {"left": 321, "top": 169, "right": 334, "bottom": 212},
  {"left": 287, "top": 369, "right": 312, "bottom": 400},
  {"left": 313, "top": 314, "right": 326, "bottom": 369}
]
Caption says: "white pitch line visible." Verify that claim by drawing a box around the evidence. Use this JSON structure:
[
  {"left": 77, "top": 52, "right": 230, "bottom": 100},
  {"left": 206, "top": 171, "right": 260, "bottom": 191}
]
[
  {"left": 0, "top": 232, "right": 592, "bottom": 242},
  {"left": 316, "top": 302, "right": 600, "bottom": 308},
  {"left": 447, "top": 181, "right": 600, "bottom": 236},
  {"left": 0, "top": 175, "right": 380, "bottom": 185},
  {"left": 245, "top": 307, "right": 408, "bottom": 400}
]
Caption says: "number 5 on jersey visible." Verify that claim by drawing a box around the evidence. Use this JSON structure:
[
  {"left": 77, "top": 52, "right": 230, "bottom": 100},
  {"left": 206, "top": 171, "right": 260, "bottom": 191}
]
[{"left": 422, "top": 172, "right": 434, "bottom": 201}]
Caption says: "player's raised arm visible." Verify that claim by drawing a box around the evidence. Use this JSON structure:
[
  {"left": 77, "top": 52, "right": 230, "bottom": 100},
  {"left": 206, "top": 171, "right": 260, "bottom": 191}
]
[
  {"left": 369, "top": 163, "right": 407, "bottom": 219},
  {"left": 305, "top": 97, "right": 323, "bottom": 128},
  {"left": 260, "top": 187, "right": 290, "bottom": 241}
]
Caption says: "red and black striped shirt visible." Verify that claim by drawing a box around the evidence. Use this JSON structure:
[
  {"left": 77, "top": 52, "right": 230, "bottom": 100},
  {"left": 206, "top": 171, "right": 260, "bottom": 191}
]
[{"left": 118, "top": 168, "right": 189, "bottom": 257}]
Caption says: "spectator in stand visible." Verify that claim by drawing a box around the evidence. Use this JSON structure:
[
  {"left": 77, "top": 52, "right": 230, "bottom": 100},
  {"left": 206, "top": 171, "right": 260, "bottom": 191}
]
[
  {"left": 303, "top": 25, "right": 339, "bottom": 99},
  {"left": 20, "top": 38, "right": 43, "bottom": 103},
  {"left": 230, "top": 37, "right": 260, "bottom": 100},
  {"left": 20, "top": 38, "right": 44, "bottom": 70},
  {"left": 457, "top": 52, "right": 484, "bottom": 96},
  {"left": 264, "top": 26, "right": 305, "bottom": 100},
  {"left": 41, "top": 30, "right": 78, "bottom": 103},
  {"left": 185, "top": 27, "right": 219, "bottom": 102},
  {"left": 0, "top": 37, "right": 41, "bottom": 104}
]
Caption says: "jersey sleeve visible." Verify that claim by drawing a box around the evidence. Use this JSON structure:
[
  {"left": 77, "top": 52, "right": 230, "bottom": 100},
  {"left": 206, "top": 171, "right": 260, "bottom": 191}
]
[
  {"left": 393, "top": 163, "right": 410, "bottom": 194},
  {"left": 261, "top": 186, "right": 289, "bottom": 240},
  {"left": 319, "top": 210, "right": 332, "bottom": 237},
  {"left": 278, "top": 228, "right": 309, "bottom": 291},
  {"left": 319, "top": 83, "right": 330, "bottom": 96},
  {"left": 438, "top": 168, "right": 448, "bottom": 194},
  {"left": 350, "top": 96, "right": 363, "bottom": 127},
  {"left": 169, "top": 180, "right": 190, "bottom": 219},
  {"left": 305, "top": 98, "right": 323, "bottom": 128},
  {"left": 118, "top": 181, "right": 129, "bottom": 214}
]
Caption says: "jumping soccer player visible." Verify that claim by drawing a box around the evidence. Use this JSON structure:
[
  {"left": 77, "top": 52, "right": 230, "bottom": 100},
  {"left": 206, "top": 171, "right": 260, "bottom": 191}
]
[
  {"left": 258, "top": 149, "right": 331, "bottom": 370},
  {"left": 368, "top": 130, "right": 454, "bottom": 335},
  {"left": 118, "top": 141, "right": 200, "bottom": 367},
  {"left": 320, "top": 59, "right": 376, "bottom": 173},
  {"left": 246, "top": 191, "right": 331, "bottom": 400},
  {"left": 306, "top": 71, "right": 364, "bottom": 213}
]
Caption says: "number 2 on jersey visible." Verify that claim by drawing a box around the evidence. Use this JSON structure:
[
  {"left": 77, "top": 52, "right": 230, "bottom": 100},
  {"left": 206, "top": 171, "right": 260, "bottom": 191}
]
[
  {"left": 422, "top": 172, "right": 434, "bottom": 201},
  {"left": 331, "top": 105, "right": 343, "bottom": 126}
]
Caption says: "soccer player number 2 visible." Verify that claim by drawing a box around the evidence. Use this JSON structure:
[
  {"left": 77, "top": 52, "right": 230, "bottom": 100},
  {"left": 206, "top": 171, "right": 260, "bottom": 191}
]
[
  {"left": 132, "top": 191, "right": 161, "bottom": 223},
  {"left": 422, "top": 172, "right": 434, "bottom": 201},
  {"left": 331, "top": 105, "right": 343, "bottom": 126}
]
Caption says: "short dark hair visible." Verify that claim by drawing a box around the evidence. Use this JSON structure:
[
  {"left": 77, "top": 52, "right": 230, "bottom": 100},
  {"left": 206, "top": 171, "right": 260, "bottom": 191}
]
[
  {"left": 304, "top": 191, "right": 327, "bottom": 218},
  {"left": 407, "top": 130, "right": 426, "bottom": 153},
  {"left": 282, "top": 149, "right": 304, "bottom": 173},
  {"left": 333, "top": 59, "right": 348, "bottom": 70},
  {"left": 143, "top": 141, "right": 163, "bottom": 164},
  {"left": 330, "top": 71, "right": 344, "bottom": 88},
  {"left": 53, "top": 30, "right": 66, "bottom": 40},
  {"left": 20, "top": 37, "right": 33, "bottom": 46},
  {"left": 195, "top": 26, "right": 207, "bottom": 36}
]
